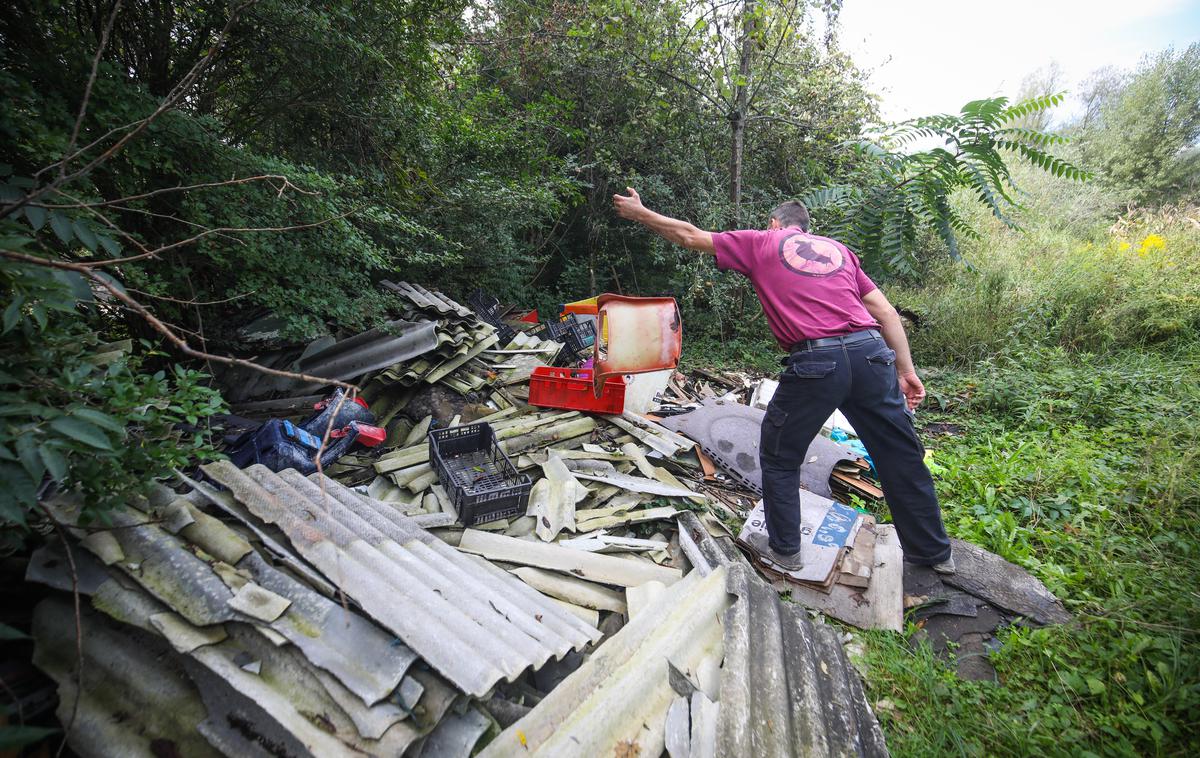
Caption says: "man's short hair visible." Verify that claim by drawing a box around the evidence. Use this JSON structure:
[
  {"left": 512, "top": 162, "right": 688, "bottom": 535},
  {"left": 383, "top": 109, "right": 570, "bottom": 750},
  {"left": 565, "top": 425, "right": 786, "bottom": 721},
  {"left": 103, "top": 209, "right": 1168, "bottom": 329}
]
[{"left": 770, "top": 200, "right": 810, "bottom": 231}]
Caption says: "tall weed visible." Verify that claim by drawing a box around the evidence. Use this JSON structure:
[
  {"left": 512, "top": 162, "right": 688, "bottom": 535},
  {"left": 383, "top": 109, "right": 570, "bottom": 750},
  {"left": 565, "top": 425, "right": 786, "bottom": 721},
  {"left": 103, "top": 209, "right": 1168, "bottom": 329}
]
[{"left": 897, "top": 207, "right": 1200, "bottom": 365}]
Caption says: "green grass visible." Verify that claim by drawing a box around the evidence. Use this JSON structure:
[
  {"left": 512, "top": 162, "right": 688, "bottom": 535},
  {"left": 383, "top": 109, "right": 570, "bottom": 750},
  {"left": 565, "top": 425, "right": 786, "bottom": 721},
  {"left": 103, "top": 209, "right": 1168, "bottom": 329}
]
[{"left": 853, "top": 346, "right": 1199, "bottom": 756}]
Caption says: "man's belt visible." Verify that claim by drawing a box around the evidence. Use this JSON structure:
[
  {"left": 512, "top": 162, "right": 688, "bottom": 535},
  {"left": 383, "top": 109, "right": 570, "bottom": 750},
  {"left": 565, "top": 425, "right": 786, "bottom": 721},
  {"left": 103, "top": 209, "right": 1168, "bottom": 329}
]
[{"left": 788, "top": 328, "right": 881, "bottom": 354}]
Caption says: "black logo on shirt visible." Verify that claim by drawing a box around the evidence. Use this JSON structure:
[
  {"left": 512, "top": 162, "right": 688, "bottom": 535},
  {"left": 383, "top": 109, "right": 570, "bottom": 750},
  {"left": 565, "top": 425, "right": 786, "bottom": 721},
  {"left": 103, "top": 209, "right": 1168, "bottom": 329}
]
[{"left": 778, "top": 233, "right": 845, "bottom": 277}]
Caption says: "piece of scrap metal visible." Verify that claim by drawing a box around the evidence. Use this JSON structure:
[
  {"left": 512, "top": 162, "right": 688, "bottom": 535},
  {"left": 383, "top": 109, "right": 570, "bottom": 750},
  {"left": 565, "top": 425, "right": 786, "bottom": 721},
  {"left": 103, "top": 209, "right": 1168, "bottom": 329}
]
[{"left": 716, "top": 564, "right": 889, "bottom": 757}]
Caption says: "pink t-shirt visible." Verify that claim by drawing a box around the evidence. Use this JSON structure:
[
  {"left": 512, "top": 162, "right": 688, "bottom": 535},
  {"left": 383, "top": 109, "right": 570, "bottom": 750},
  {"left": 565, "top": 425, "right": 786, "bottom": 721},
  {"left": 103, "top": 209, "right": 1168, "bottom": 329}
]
[{"left": 713, "top": 226, "right": 880, "bottom": 347}]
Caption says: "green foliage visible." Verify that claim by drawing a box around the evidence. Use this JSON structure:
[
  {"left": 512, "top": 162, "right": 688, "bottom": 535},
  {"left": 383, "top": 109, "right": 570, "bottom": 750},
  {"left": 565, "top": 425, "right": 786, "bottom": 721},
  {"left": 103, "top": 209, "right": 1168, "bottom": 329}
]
[
  {"left": 461, "top": 0, "right": 877, "bottom": 345},
  {"left": 806, "top": 95, "right": 1087, "bottom": 277},
  {"left": 858, "top": 344, "right": 1200, "bottom": 755},
  {"left": 0, "top": 234, "right": 226, "bottom": 533},
  {"left": 836, "top": 183, "right": 1200, "bottom": 755},
  {"left": 0, "top": 2, "right": 1195, "bottom": 754},
  {"left": 0, "top": 0, "right": 574, "bottom": 340}
]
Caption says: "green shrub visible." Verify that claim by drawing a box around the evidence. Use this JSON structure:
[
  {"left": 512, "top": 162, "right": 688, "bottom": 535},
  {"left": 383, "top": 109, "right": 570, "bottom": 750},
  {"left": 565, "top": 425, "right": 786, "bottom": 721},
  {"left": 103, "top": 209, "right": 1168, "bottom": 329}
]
[{"left": 0, "top": 251, "right": 226, "bottom": 541}]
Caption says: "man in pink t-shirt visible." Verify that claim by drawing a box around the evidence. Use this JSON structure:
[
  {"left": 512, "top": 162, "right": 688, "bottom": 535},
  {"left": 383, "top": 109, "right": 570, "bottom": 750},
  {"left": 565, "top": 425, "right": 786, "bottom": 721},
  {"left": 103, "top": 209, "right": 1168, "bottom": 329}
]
[{"left": 613, "top": 188, "right": 954, "bottom": 576}]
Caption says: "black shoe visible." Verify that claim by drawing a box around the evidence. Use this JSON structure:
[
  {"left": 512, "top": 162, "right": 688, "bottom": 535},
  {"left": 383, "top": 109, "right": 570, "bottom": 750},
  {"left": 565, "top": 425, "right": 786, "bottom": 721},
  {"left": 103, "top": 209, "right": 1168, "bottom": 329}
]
[{"left": 745, "top": 532, "right": 804, "bottom": 574}]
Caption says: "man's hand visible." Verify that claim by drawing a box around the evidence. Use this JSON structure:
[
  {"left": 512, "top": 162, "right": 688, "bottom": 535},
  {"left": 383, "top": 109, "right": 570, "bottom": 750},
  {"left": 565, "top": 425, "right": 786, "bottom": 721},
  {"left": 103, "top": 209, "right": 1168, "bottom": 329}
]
[
  {"left": 611, "top": 187, "right": 715, "bottom": 254},
  {"left": 898, "top": 370, "right": 926, "bottom": 410},
  {"left": 613, "top": 187, "right": 646, "bottom": 220}
]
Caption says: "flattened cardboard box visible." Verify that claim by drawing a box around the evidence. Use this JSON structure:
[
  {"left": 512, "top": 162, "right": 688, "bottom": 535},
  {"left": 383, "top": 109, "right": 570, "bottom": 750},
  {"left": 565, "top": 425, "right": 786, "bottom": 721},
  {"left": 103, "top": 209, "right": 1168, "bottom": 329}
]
[{"left": 737, "top": 492, "right": 862, "bottom": 588}]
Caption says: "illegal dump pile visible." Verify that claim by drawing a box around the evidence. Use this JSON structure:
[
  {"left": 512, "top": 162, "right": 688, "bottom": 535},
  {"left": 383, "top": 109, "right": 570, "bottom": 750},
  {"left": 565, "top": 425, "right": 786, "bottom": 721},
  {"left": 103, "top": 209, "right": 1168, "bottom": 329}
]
[{"left": 24, "top": 282, "right": 1068, "bottom": 757}]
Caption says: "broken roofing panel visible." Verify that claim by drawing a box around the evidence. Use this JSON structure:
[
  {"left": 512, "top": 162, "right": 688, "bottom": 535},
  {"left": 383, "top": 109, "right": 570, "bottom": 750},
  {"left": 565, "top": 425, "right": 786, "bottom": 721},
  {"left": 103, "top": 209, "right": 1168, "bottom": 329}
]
[
  {"left": 38, "top": 492, "right": 419, "bottom": 706},
  {"left": 383, "top": 280, "right": 475, "bottom": 320},
  {"left": 33, "top": 598, "right": 222, "bottom": 758},
  {"left": 675, "top": 510, "right": 744, "bottom": 577},
  {"left": 481, "top": 567, "right": 731, "bottom": 758},
  {"left": 201, "top": 461, "right": 601, "bottom": 697},
  {"left": 292, "top": 319, "right": 440, "bottom": 387},
  {"left": 716, "top": 564, "right": 889, "bottom": 757},
  {"left": 32, "top": 540, "right": 456, "bottom": 757}
]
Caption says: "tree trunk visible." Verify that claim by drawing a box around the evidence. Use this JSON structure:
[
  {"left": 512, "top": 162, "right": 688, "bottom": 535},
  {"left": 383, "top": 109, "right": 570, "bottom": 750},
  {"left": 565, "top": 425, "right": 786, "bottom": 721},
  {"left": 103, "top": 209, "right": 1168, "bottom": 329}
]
[{"left": 729, "top": 0, "right": 756, "bottom": 226}]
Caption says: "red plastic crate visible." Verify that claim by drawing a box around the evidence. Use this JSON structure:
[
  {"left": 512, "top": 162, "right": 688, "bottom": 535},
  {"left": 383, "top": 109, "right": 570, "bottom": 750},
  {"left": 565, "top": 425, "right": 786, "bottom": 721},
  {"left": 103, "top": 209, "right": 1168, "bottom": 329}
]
[{"left": 528, "top": 367, "right": 625, "bottom": 414}]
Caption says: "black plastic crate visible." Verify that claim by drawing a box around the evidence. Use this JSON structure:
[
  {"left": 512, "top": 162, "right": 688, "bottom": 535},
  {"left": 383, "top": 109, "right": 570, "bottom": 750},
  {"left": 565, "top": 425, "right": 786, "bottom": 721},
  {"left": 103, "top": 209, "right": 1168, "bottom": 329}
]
[
  {"left": 561, "top": 316, "right": 596, "bottom": 355},
  {"left": 549, "top": 343, "right": 583, "bottom": 367},
  {"left": 536, "top": 313, "right": 596, "bottom": 355},
  {"left": 428, "top": 422, "right": 531, "bottom": 526},
  {"left": 467, "top": 290, "right": 516, "bottom": 345}
]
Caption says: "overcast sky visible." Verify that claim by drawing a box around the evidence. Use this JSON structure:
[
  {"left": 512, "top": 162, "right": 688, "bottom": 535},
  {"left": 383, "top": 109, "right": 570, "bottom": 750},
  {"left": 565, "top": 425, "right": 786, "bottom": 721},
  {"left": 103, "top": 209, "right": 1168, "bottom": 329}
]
[{"left": 835, "top": 0, "right": 1200, "bottom": 124}]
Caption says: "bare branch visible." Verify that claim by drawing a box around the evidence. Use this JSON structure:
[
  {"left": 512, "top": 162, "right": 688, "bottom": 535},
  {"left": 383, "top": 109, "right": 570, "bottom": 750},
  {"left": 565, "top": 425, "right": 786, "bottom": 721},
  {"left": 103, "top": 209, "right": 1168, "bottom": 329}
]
[
  {"left": 35, "top": 175, "right": 316, "bottom": 210},
  {"left": 72, "top": 201, "right": 245, "bottom": 245},
  {"left": 76, "top": 207, "right": 359, "bottom": 268},
  {"left": 35, "top": 116, "right": 152, "bottom": 181},
  {"left": 0, "top": 249, "right": 358, "bottom": 392},
  {"left": 746, "top": 0, "right": 803, "bottom": 109},
  {"left": 60, "top": 0, "right": 125, "bottom": 181},
  {"left": 37, "top": 507, "right": 83, "bottom": 758},
  {"left": 125, "top": 286, "right": 258, "bottom": 307},
  {"left": 4, "top": 1, "right": 258, "bottom": 219},
  {"left": 745, "top": 113, "right": 810, "bottom": 127},
  {"left": 52, "top": 190, "right": 161, "bottom": 259}
]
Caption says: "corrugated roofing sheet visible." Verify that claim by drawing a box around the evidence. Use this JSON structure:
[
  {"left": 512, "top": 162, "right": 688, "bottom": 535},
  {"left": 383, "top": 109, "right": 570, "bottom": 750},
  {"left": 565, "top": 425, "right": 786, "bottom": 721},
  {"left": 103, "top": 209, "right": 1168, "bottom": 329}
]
[
  {"left": 214, "top": 281, "right": 488, "bottom": 401},
  {"left": 293, "top": 319, "right": 440, "bottom": 385},
  {"left": 33, "top": 598, "right": 222, "bottom": 758},
  {"left": 77, "top": 576, "right": 434, "bottom": 756},
  {"left": 481, "top": 567, "right": 731, "bottom": 757},
  {"left": 38, "top": 494, "right": 419, "bottom": 707},
  {"left": 201, "top": 461, "right": 601, "bottom": 697},
  {"left": 383, "top": 280, "right": 474, "bottom": 319},
  {"left": 675, "top": 510, "right": 745, "bottom": 576},
  {"left": 716, "top": 564, "right": 889, "bottom": 757},
  {"left": 29, "top": 515, "right": 460, "bottom": 756}
]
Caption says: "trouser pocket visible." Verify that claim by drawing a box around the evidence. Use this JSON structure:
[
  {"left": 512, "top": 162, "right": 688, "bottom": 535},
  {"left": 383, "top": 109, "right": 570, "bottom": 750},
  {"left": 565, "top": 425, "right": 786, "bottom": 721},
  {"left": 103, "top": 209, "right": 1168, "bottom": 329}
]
[
  {"left": 865, "top": 346, "right": 896, "bottom": 367},
  {"left": 762, "top": 404, "right": 788, "bottom": 457},
  {"left": 783, "top": 358, "right": 838, "bottom": 380}
]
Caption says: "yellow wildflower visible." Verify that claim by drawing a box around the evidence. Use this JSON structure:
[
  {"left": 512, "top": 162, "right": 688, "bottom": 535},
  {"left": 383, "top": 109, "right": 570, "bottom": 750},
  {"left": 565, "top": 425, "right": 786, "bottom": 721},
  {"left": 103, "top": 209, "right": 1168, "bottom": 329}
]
[{"left": 1138, "top": 233, "right": 1166, "bottom": 252}]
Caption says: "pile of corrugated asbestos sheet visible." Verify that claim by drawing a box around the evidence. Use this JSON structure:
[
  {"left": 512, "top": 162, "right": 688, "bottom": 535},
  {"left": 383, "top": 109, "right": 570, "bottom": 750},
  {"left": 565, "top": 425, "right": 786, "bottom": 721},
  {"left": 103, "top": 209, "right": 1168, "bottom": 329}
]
[{"left": 25, "top": 282, "right": 893, "bottom": 757}]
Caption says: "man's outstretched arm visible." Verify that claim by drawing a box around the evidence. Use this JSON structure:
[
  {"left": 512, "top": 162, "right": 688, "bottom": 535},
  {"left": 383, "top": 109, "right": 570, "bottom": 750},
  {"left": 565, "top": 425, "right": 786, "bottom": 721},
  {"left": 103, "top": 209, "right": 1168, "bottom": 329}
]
[{"left": 613, "top": 187, "right": 715, "bottom": 255}]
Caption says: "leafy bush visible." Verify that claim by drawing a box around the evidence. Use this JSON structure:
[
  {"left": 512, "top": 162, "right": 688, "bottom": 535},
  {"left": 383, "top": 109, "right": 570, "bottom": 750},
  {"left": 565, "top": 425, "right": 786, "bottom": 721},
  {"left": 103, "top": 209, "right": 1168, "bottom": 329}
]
[
  {"left": 0, "top": 246, "right": 226, "bottom": 539},
  {"left": 1075, "top": 43, "right": 1200, "bottom": 206},
  {"left": 806, "top": 95, "right": 1087, "bottom": 277}
]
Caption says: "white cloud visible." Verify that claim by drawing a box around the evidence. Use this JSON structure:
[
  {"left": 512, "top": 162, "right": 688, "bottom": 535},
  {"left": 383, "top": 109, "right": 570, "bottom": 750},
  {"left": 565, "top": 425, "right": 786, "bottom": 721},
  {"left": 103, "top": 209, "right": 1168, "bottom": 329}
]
[{"left": 835, "top": 0, "right": 1200, "bottom": 123}]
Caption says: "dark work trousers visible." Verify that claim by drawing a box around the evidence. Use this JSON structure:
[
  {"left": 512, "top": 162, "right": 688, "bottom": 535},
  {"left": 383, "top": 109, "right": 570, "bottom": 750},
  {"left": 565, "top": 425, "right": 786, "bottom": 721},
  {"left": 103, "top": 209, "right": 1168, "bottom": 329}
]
[{"left": 759, "top": 332, "right": 953, "bottom": 564}]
